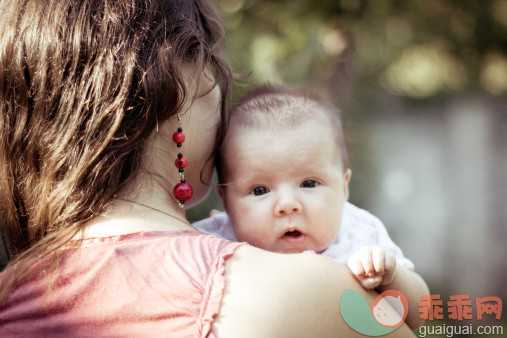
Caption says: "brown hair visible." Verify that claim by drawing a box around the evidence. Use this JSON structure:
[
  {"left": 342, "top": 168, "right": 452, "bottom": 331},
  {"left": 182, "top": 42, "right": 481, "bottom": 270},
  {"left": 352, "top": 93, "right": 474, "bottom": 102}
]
[
  {"left": 0, "top": 0, "right": 232, "bottom": 302},
  {"left": 216, "top": 84, "right": 349, "bottom": 184}
]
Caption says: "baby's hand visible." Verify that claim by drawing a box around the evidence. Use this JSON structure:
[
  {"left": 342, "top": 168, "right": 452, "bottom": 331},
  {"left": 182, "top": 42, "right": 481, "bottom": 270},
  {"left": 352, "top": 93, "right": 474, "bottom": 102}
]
[
  {"left": 209, "top": 209, "right": 222, "bottom": 217},
  {"left": 347, "top": 246, "right": 397, "bottom": 289}
]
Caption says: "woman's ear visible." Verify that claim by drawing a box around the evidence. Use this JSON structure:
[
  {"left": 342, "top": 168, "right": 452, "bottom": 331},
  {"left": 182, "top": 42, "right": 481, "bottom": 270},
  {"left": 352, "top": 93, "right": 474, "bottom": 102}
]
[{"left": 344, "top": 169, "right": 352, "bottom": 200}]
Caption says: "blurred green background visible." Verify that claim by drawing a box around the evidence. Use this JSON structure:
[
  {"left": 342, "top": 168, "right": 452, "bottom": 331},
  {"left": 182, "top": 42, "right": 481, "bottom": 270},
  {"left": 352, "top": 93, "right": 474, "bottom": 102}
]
[{"left": 188, "top": 0, "right": 507, "bottom": 334}]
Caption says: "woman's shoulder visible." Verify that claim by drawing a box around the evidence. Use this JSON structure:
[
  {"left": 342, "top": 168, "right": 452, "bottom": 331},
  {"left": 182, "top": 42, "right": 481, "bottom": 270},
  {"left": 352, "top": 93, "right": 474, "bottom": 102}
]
[
  {"left": 78, "top": 230, "right": 240, "bottom": 251},
  {"left": 214, "top": 245, "right": 415, "bottom": 337},
  {"left": 78, "top": 230, "right": 245, "bottom": 280},
  {"left": 0, "top": 231, "right": 245, "bottom": 337}
]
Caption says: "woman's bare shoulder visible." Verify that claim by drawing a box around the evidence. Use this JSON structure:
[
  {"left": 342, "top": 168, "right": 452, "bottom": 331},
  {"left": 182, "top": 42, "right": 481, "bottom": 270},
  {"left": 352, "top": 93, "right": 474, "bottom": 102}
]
[{"left": 213, "top": 245, "right": 414, "bottom": 337}]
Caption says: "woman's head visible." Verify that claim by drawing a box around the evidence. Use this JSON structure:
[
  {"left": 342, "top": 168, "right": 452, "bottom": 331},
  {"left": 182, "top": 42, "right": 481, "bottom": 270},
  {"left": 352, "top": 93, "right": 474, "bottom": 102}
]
[{"left": 0, "top": 0, "right": 232, "bottom": 260}]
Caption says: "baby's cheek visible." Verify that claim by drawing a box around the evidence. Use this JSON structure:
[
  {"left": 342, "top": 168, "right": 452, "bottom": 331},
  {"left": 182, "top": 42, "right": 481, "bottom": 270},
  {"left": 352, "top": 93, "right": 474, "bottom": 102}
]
[
  {"left": 232, "top": 217, "right": 260, "bottom": 240},
  {"left": 230, "top": 199, "right": 273, "bottom": 246},
  {"left": 234, "top": 226, "right": 265, "bottom": 249},
  {"left": 318, "top": 215, "right": 341, "bottom": 242}
]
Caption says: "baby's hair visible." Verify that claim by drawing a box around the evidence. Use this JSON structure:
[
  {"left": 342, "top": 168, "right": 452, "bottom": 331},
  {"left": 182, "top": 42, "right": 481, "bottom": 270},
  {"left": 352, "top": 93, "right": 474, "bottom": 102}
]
[{"left": 217, "top": 83, "right": 349, "bottom": 184}]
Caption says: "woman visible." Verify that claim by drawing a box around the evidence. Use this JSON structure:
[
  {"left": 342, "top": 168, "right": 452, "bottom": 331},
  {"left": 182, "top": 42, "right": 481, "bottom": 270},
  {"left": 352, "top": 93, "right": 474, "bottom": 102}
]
[{"left": 0, "top": 0, "right": 414, "bottom": 336}]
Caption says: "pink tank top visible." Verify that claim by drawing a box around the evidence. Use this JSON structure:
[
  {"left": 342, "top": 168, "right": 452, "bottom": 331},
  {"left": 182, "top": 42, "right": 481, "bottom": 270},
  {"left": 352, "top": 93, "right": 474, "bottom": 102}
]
[{"left": 0, "top": 231, "right": 244, "bottom": 337}]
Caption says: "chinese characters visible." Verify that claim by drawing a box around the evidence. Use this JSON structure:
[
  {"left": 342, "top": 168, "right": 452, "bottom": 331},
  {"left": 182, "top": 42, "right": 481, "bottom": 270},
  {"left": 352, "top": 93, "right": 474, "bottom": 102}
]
[{"left": 419, "top": 294, "right": 502, "bottom": 321}]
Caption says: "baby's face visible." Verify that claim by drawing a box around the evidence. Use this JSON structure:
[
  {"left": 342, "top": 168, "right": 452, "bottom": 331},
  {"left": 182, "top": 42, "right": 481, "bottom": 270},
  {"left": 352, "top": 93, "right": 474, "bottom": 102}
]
[{"left": 220, "top": 118, "right": 350, "bottom": 253}]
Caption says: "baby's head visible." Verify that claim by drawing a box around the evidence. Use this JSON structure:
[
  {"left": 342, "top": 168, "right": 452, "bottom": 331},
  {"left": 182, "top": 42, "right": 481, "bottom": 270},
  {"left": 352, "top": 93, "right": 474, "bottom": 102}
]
[{"left": 217, "top": 84, "right": 351, "bottom": 253}]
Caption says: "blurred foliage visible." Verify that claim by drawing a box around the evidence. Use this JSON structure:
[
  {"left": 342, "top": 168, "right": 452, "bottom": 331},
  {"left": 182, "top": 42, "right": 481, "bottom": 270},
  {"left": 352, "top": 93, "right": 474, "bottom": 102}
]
[
  {"left": 217, "top": 0, "right": 507, "bottom": 98},
  {"left": 189, "top": 0, "right": 507, "bottom": 220}
]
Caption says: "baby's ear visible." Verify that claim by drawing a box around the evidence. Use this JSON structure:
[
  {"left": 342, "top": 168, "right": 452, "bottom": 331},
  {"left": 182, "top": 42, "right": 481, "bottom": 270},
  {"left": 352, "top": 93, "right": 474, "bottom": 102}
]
[
  {"left": 344, "top": 169, "right": 352, "bottom": 200},
  {"left": 216, "top": 184, "right": 229, "bottom": 212},
  {"left": 216, "top": 184, "right": 226, "bottom": 202}
]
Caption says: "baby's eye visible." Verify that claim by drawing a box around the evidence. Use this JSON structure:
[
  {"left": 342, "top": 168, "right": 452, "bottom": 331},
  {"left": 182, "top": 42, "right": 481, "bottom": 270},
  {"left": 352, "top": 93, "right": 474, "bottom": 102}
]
[
  {"left": 251, "top": 186, "right": 269, "bottom": 196},
  {"left": 301, "top": 179, "right": 319, "bottom": 188}
]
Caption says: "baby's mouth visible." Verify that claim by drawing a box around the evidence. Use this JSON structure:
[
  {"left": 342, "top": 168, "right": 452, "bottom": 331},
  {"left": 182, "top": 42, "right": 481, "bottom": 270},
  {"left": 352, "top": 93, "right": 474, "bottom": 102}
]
[
  {"left": 280, "top": 218, "right": 306, "bottom": 244},
  {"left": 281, "top": 228, "right": 306, "bottom": 244},
  {"left": 284, "top": 230, "right": 302, "bottom": 237}
]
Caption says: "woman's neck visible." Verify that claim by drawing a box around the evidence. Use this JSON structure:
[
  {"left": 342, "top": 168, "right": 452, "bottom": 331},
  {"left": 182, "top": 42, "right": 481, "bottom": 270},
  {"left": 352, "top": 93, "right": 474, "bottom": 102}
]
[{"left": 79, "top": 176, "right": 196, "bottom": 239}]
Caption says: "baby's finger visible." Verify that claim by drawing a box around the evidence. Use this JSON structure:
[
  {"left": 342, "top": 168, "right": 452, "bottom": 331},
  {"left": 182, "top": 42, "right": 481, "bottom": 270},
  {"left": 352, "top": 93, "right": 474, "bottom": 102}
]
[
  {"left": 359, "top": 246, "right": 375, "bottom": 277},
  {"left": 209, "top": 209, "right": 221, "bottom": 217},
  {"left": 372, "top": 247, "right": 385, "bottom": 275},
  {"left": 361, "top": 275, "right": 382, "bottom": 289},
  {"left": 347, "top": 256, "right": 366, "bottom": 276}
]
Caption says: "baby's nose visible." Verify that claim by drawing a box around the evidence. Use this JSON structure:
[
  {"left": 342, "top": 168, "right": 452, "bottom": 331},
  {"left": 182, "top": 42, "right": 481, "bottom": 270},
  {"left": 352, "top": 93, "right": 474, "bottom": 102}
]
[{"left": 274, "top": 191, "right": 302, "bottom": 216}]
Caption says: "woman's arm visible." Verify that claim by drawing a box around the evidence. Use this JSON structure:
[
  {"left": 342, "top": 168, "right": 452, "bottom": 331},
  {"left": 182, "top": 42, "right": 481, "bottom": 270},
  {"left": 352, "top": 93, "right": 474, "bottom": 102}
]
[
  {"left": 347, "top": 246, "right": 429, "bottom": 330},
  {"left": 213, "top": 245, "right": 415, "bottom": 337},
  {"left": 378, "top": 266, "right": 429, "bottom": 330}
]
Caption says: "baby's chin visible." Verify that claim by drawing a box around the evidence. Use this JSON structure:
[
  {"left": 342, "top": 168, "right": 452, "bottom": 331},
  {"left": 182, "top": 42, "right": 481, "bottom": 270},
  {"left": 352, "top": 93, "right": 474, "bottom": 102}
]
[
  {"left": 278, "top": 247, "right": 307, "bottom": 254},
  {"left": 272, "top": 246, "right": 324, "bottom": 254},
  {"left": 255, "top": 238, "right": 332, "bottom": 254},
  {"left": 236, "top": 236, "right": 331, "bottom": 254}
]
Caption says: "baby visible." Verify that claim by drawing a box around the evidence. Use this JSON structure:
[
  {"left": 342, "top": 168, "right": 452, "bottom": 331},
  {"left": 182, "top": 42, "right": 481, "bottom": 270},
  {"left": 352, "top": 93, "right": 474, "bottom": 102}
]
[{"left": 193, "top": 84, "right": 428, "bottom": 327}]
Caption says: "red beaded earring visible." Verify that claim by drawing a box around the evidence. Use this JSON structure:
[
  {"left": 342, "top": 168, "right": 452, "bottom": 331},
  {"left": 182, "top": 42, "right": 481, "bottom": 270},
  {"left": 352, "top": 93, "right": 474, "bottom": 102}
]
[{"left": 172, "top": 114, "right": 193, "bottom": 207}]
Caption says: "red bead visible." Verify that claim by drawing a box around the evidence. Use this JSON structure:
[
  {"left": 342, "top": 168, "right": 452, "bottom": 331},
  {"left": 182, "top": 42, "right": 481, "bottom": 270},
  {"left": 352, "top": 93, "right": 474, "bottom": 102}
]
[
  {"left": 175, "top": 157, "right": 187, "bottom": 168},
  {"left": 173, "top": 182, "right": 193, "bottom": 201},
  {"left": 173, "top": 131, "right": 185, "bottom": 144}
]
